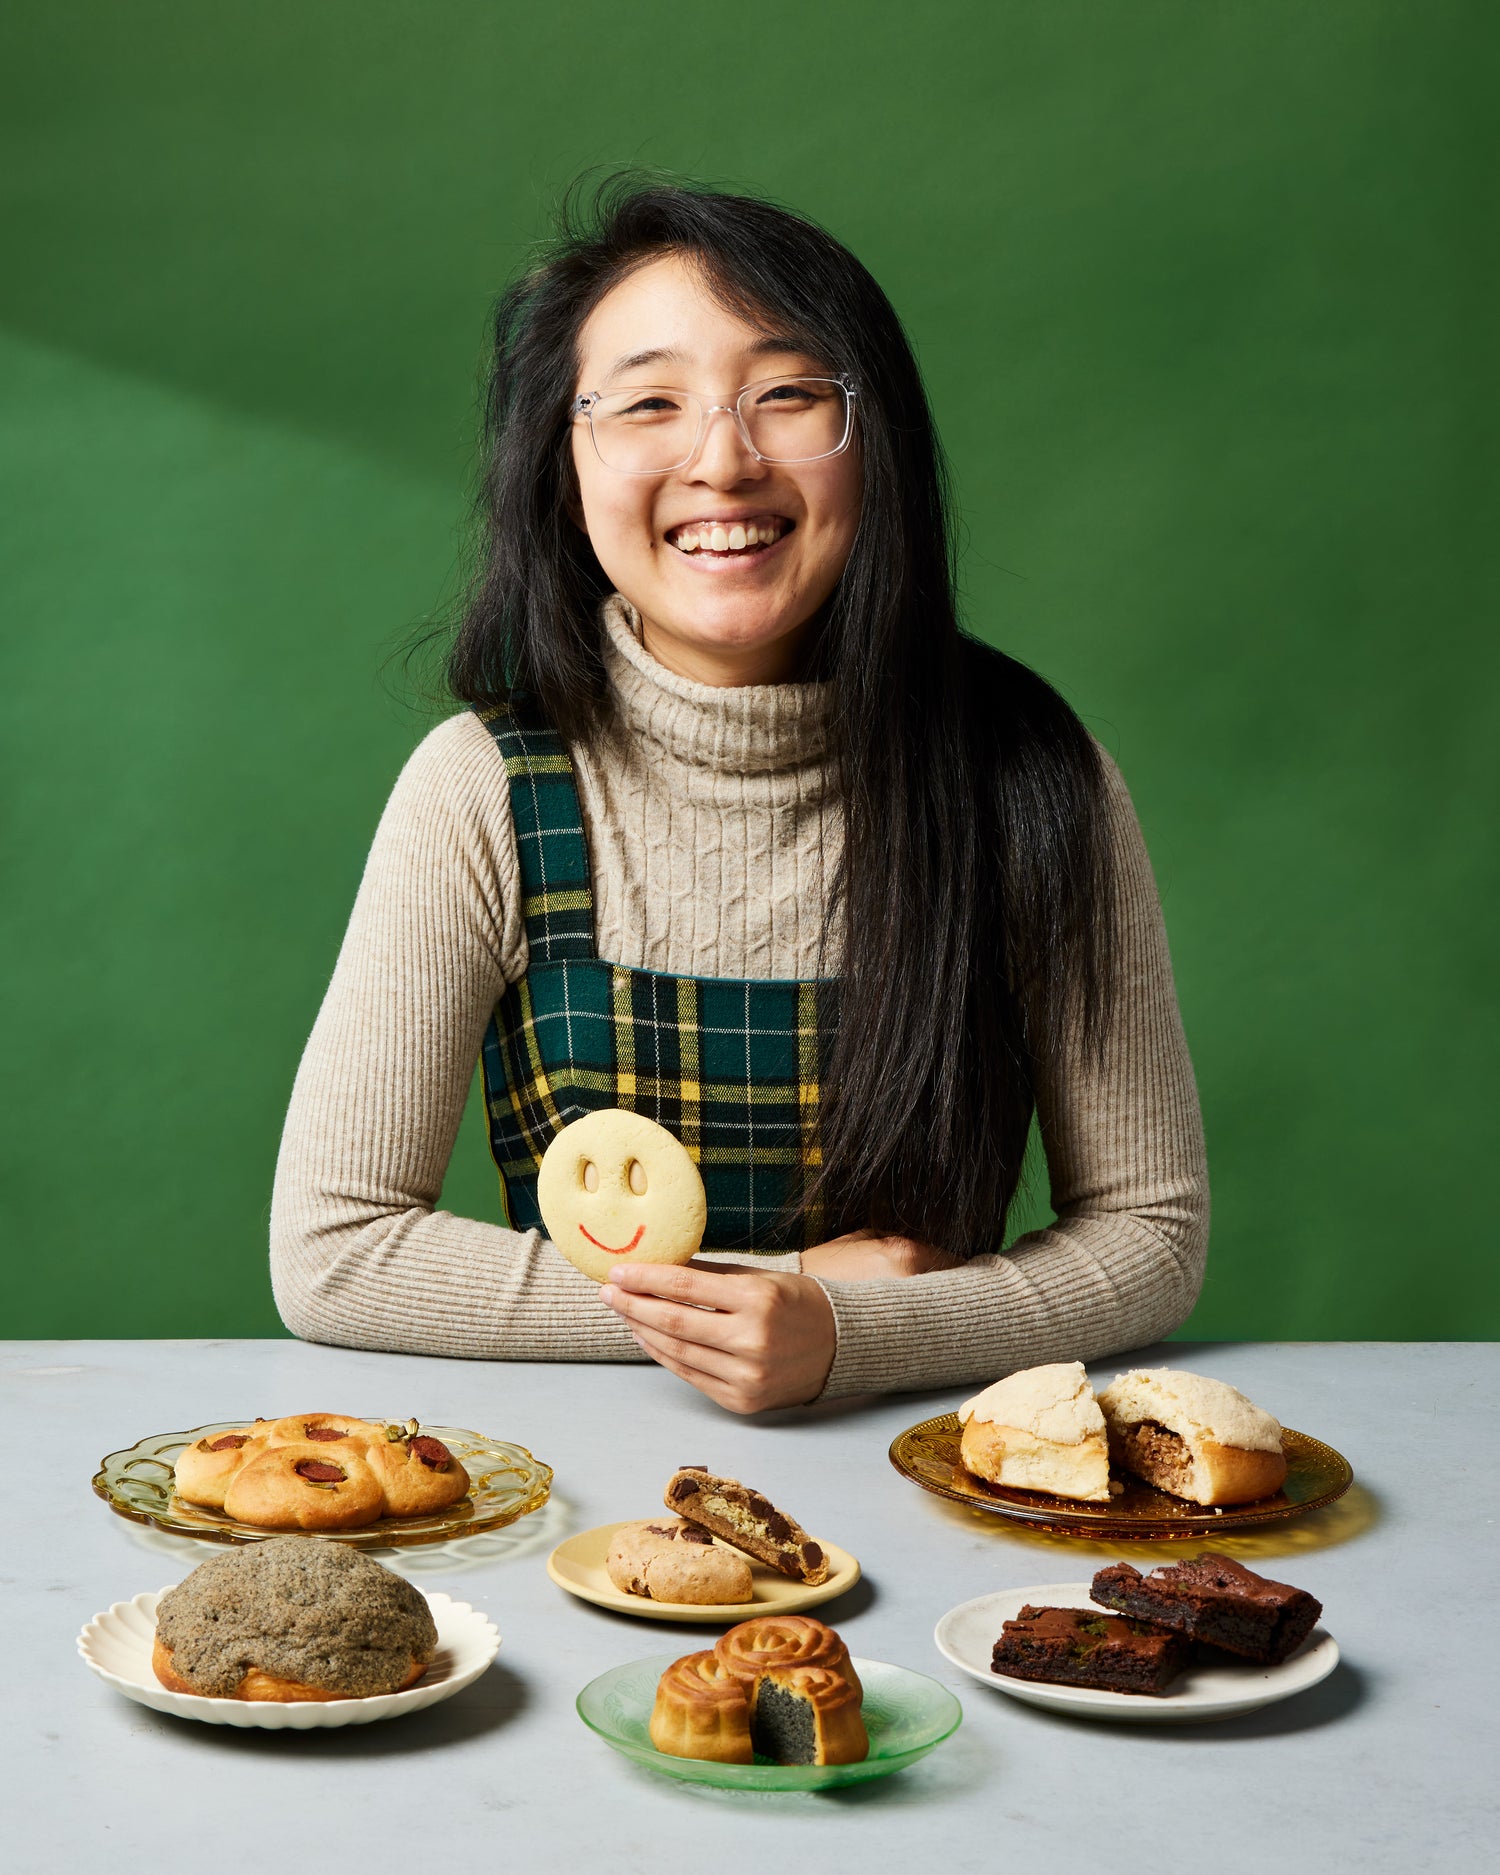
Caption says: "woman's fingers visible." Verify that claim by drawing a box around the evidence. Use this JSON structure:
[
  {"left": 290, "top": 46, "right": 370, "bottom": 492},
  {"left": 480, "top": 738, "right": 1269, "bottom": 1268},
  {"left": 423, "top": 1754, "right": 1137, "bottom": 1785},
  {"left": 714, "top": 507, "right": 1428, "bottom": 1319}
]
[
  {"left": 600, "top": 1264, "right": 837, "bottom": 1413},
  {"left": 604, "top": 1261, "right": 745, "bottom": 1309},
  {"left": 601, "top": 1281, "right": 747, "bottom": 1355},
  {"left": 627, "top": 1321, "right": 742, "bottom": 1384}
]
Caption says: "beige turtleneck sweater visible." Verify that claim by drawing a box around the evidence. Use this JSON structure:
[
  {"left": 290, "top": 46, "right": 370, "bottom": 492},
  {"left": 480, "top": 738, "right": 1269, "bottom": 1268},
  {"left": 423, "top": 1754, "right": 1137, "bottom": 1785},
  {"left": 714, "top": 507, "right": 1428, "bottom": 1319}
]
[{"left": 270, "top": 597, "right": 1208, "bottom": 1397}]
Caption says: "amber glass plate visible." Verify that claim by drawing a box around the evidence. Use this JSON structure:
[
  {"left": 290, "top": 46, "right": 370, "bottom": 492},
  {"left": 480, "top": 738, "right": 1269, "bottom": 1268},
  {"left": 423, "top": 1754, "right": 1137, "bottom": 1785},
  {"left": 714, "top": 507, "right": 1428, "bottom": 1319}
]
[
  {"left": 888, "top": 1414, "right": 1352, "bottom": 1539},
  {"left": 93, "top": 1421, "right": 553, "bottom": 1548}
]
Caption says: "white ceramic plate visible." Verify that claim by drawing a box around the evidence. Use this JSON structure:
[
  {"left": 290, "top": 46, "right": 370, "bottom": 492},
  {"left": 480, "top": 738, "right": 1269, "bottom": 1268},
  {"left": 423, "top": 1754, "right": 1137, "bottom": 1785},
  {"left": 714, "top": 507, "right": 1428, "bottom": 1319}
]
[
  {"left": 547, "top": 1522, "right": 861, "bottom": 1622},
  {"left": 77, "top": 1587, "right": 500, "bottom": 1729},
  {"left": 934, "top": 1582, "right": 1339, "bottom": 1724}
]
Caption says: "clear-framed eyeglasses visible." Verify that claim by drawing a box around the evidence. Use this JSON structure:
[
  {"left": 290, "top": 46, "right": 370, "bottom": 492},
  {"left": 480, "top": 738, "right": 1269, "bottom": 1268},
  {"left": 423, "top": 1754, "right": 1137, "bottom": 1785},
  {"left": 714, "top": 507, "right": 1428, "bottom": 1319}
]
[{"left": 570, "top": 374, "right": 857, "bottom": 475}]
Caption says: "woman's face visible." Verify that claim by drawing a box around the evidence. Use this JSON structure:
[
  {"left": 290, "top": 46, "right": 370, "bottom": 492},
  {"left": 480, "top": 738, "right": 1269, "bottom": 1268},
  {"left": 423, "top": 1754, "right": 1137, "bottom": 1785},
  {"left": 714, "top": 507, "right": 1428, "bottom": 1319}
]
[{"left": 570, "top": 253, "right": 862, "bottom": 686}]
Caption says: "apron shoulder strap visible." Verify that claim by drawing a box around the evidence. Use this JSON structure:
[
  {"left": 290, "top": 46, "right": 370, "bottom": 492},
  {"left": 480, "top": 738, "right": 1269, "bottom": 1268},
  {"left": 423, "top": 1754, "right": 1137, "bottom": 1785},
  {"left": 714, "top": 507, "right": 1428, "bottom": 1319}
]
[{"left": 474, "top": 704, "right": 597, "bottom": 962}]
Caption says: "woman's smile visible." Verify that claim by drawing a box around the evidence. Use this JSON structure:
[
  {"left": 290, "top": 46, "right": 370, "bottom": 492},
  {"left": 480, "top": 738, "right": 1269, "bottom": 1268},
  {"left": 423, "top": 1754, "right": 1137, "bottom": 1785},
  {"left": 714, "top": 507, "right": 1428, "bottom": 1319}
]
[{"left": 663, "top": 513, "right": 794, "bottom": 565}]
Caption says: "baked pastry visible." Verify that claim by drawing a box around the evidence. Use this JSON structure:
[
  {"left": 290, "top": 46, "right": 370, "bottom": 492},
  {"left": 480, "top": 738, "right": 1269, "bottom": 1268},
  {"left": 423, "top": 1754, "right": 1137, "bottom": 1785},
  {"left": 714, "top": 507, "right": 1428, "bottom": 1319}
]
[
  {"left": 991, "top": 1604, "right": 1192, "bottom": 1696},
  {"left": 651, "top": 1622, "right": 868, "bottom": 1765},
  {"left": 152, "top": 1536, "right": 438, "bottom": 1700},
  {"left": 537, "top": 1107, "right": 706, "bottom": 1283},
  {"left": 750, "top": 1665, "right": 868, "bottom": 1765},
  {"left": 714, "top": 1616, "right": 861, "bottom": 1698},
  {"left": 664, "top": 1466, "right": 830, "bottom": 1583},
  {"left": 1091, "top": 1554, "right": 1322, "bottom": 1665},
  {"left": 605, "top": 1519, "right": 754, "bottom": 1604},
  {"left": 173, "top": 1416, "right": 470, "bottom": 1528},
  {"left": 363, "top": 1424, "right": 474, "bottom": 1518},
  {"left": 261, "top": 1413, "right": 382, "bottom": 1449},
  {"left": 649, "top": 1650, "right": 754, "bottom": 1762},
  {"left": 957, "top": 1362, "right": 1112, "bottom": 1502},
  {"left": 171, "top": 1422, "right": 271, "bottom": 1510},
  {"left": 223, "top": 1440, "right": 387, "bottom": 1530},
  {"left": 1096, "top": 1369, "right": 1288, "bottom": 1505}
]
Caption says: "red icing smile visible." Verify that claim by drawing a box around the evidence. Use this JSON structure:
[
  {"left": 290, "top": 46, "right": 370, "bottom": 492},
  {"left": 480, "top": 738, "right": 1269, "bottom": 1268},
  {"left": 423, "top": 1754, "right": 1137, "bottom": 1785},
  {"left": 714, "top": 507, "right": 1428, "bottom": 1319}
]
[{"left": 580, "top": 1223, "right": 646, "bottom": 1256}]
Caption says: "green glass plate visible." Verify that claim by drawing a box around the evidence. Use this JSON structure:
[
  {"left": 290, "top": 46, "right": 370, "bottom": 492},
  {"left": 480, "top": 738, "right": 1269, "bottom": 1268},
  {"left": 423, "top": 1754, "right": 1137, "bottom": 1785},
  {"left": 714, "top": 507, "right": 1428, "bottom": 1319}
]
[{"left": 576, "top": 1654, "right": 962, "bottom": 1791}]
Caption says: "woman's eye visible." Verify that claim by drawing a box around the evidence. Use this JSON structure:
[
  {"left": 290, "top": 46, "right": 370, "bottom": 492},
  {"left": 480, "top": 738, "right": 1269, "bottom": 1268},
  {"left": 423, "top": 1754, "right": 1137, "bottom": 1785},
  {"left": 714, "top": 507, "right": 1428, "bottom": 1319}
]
[
  {"left": 757, "top": 384, "right": 817, "bottom": 407},
  {"left": 617, "top": 395, "right": 681, "bottom": 419}
]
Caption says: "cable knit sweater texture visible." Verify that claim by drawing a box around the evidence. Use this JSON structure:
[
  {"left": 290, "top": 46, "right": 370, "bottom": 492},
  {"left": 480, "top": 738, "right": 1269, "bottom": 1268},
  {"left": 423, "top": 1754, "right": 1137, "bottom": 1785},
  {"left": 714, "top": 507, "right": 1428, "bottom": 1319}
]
[{"left": 270, "top": 597, "right": 1209, "bottom": 1397}]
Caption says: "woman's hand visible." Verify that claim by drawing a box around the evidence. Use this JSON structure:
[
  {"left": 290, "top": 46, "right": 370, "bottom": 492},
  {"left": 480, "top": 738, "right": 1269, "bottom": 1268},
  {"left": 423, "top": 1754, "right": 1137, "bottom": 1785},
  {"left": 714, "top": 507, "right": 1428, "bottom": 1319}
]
[
  {"left": 599, "top": 1262, "right": 836, "bottom": 1414},
  {"left": 800, "top": 1231, "right": 961, "bottom": 1281}
]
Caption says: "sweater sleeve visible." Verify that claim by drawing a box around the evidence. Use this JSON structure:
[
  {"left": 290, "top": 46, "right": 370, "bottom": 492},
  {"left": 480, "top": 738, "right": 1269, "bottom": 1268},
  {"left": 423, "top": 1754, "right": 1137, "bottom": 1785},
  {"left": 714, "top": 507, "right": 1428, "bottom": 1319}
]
[
  {"left": 268, "top": 711, "right": 645, "bottom": 1361},
  {"left": 809, "top": 753, "right": 1209, "bottom": 1399}
]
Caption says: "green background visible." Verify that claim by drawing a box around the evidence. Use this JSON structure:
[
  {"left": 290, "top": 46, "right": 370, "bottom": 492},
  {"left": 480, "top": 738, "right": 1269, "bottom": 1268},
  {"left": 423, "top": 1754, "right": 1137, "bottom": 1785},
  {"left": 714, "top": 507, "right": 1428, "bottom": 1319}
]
[{"left": 3, "top": 2, "right": 1493, "bottom": 1339}]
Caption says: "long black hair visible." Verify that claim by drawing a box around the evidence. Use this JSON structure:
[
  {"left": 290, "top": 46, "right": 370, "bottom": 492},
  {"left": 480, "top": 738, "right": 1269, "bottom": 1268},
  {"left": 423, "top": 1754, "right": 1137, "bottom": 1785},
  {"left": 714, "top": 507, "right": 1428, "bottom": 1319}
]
[{"left": 449, "top": 175, "right": 1117, "bottom": 1258}]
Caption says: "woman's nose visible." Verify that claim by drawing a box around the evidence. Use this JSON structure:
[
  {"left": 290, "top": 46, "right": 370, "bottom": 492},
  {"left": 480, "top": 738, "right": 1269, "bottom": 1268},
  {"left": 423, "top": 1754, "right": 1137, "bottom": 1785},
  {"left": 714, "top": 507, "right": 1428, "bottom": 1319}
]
[{"left": 687, "top": 405, "right": 766, "bottom": 483}]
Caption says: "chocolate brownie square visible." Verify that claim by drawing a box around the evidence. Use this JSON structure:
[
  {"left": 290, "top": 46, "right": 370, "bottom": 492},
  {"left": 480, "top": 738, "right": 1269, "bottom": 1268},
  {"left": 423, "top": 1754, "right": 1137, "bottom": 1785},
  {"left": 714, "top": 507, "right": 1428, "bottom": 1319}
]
[
  {"left": 1091, "top": 1554, "right": 1322, "bottom": 1665},
  {"left": 991, "top": 1604, "right": 1192, "bottom": 1695}
]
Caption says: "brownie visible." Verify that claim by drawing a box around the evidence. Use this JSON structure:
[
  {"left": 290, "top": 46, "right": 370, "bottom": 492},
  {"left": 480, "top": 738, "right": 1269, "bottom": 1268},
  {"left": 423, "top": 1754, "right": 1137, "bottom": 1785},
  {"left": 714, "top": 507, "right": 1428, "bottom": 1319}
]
[
  {"left": 991, "top": 1604, "right": 1191, "bottom": 1696},
  {"left": 1091, "top": 1553, "right": 1322, "bottom": 1665}
]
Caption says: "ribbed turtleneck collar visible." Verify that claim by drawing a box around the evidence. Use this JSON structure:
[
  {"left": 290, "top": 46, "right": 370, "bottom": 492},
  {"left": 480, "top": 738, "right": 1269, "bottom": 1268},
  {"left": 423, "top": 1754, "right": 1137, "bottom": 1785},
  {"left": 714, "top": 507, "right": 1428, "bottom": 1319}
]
[{"left": 599, "top": 593, "right": 831, "bottom": 781}]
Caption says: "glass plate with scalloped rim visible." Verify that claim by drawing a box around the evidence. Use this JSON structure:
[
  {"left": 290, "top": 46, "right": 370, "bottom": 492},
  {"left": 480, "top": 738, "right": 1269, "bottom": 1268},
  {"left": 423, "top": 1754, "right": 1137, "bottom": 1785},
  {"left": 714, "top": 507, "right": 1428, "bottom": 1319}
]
[
  {"left": 93, "top": 1420, "right": 552, "bottom": 1547},
  {"left": 78, "top": 1586, "right": 500, "bottom": 1728},
  {"left": 889, "top": 1413, "right": 1352, "bottom": 1538},
  {"left": 935, "top": 1582, "right": 1339, "bottom": 1723},
  {"left": 576, "top": 1653, "right": 962, "bottom": 1789}
]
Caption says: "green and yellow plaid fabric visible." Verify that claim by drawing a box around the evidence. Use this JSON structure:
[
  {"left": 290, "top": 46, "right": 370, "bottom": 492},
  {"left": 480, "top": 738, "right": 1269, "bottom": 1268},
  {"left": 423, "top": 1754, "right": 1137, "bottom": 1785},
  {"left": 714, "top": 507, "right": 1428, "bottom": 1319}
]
[{"left": 477, "top": 708, "right": 840, "bottom": 1253}]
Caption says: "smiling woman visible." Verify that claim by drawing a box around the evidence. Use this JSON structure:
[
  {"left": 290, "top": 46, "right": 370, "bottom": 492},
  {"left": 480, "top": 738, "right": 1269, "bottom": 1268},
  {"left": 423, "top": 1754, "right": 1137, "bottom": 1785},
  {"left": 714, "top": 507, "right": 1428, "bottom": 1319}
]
[{"left": 268, "top": 175, "right": 1208, "bottom": 1412}]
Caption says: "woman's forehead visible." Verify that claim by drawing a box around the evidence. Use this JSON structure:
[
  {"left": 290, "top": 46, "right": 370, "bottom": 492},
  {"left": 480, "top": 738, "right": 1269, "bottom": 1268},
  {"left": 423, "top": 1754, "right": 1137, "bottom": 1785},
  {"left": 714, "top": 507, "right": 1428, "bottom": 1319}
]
[{"left": 576, "top": 254, "right": 815, "bottom": 389}]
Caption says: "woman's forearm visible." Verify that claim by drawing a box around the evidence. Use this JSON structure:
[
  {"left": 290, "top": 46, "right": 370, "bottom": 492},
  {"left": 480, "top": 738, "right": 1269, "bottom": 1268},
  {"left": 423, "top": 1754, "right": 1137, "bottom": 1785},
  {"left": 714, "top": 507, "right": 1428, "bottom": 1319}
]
[
  {"left": 808, "top": 1198, "right": 1204, "bottom": 1398},
  {"left": 269, "top": 713, "right": 645, "bottom": 1363}
]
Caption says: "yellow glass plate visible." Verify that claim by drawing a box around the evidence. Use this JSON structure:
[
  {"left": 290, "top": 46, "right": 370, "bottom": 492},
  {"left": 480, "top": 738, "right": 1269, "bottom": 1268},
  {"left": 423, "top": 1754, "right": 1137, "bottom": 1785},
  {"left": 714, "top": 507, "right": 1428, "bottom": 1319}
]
[
  {"left": 548, "top": 1521, "right": 861, "bottom": 1621},
  {"left": 888, "top": 1414, "right": 1352, "bottom": 1539},
  {"left": 93, "top": 1420, "right": 552, "bottom": 1548}
]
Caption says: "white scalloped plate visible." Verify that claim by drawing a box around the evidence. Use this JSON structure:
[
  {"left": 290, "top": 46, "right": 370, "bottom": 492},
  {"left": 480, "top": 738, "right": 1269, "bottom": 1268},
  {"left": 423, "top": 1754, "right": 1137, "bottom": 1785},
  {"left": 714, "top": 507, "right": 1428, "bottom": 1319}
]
[
  {"left": 935, "top": 1583, "right": 1339, "bottom": 1723},
  {"left": 77, "top": 1587, "right": 500, "bottom": 1728}
]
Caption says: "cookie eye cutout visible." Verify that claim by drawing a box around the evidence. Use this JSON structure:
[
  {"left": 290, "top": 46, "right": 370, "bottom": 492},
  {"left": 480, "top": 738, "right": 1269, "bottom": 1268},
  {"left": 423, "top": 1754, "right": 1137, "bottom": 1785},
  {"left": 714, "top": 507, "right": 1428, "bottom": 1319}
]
[
  {"left": 581, "top": 1158, "right": 600, "bottom": 1192},
  {"left": 627, "top": 1158, "right": 648, "bottom": 1195}
]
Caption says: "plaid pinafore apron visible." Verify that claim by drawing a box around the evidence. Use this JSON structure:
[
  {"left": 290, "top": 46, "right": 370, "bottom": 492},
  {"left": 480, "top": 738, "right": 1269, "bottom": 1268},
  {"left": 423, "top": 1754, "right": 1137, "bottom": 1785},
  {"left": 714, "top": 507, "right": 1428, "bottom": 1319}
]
[{"left": 476, "top": 709, "right": 840, "bottom": 1253}]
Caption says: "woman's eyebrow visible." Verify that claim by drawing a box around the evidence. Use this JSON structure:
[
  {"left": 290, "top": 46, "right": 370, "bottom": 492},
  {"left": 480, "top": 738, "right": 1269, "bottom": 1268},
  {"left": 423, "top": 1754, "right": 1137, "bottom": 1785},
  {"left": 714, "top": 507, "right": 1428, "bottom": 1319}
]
[
  {"left": 607, "top": 345, "right": 684, "bottom": 377},
  {"left": 603, "top": 336, "right": 813, "bottom": 381}
]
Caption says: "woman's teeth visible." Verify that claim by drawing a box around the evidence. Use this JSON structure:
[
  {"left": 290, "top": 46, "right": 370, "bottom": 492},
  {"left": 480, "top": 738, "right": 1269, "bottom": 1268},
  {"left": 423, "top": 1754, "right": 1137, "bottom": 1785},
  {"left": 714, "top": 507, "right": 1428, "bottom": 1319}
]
[{"left": 669, "top": 520, "right": 786, "bottom": 554}]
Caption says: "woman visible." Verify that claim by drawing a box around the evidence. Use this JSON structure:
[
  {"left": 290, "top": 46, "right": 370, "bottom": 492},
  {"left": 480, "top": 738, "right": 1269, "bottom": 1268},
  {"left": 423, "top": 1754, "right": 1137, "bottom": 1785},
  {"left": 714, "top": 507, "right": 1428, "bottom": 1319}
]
[{"left": 270, "top": 178, "right": 1208, "bottom": 1412}]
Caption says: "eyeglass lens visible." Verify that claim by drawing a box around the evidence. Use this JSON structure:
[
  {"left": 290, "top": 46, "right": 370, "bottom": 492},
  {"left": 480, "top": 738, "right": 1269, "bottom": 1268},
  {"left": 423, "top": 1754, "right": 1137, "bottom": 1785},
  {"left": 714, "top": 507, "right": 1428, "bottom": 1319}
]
[{"left": 587, "top": 377, "right": 850, "bottom": 473}]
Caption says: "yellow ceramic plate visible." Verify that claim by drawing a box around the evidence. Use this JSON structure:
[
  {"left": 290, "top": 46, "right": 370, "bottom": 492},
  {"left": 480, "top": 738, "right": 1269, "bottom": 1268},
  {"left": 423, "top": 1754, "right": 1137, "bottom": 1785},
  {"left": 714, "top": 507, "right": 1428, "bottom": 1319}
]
[
  {"left": 93, "top": 1421, "right": 552, "bottom": 1549},
  {"left": 547, "top": 1521, "right": 861, "bottom": 1622}
]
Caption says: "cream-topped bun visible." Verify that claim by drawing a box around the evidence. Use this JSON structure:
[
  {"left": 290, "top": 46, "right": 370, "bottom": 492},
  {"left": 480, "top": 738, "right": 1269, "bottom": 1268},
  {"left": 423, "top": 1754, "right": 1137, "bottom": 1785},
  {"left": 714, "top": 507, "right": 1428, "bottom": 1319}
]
[
  {"left": 1097, "top": 1368, "right": 1288, "bottom": 1505},
  {"left": 957, "top": 1361, "right": 1111, "bottom": 1502},
  {"left": 537, "top": 1108, "right": 706, "bottom": 1284},
  {"left": 1097, "top": 1369, "right": 1283, "bottom": 1452}
]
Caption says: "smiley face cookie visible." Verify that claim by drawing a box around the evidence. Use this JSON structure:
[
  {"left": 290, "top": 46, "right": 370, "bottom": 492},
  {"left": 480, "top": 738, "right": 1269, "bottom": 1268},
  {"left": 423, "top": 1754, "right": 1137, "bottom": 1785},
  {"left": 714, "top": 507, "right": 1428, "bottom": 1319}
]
[{"left": 537, "top": 1108, "right": 706, "bottom": 1283}]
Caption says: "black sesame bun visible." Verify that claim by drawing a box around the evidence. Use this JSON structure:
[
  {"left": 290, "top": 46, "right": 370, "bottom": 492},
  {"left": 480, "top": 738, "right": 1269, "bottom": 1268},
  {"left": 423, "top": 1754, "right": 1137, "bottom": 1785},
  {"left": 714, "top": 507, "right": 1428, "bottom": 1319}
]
[{"left": 152, "top": 1536, "right": 438, "bottom": 1700}]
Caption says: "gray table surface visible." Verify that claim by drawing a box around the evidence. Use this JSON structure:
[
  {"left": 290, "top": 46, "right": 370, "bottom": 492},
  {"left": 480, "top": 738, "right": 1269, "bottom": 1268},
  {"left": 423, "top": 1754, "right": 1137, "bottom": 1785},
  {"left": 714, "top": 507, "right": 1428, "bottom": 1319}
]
[{"left": 6, "top": 1338, "right": 1495, "bottom": 1874}]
